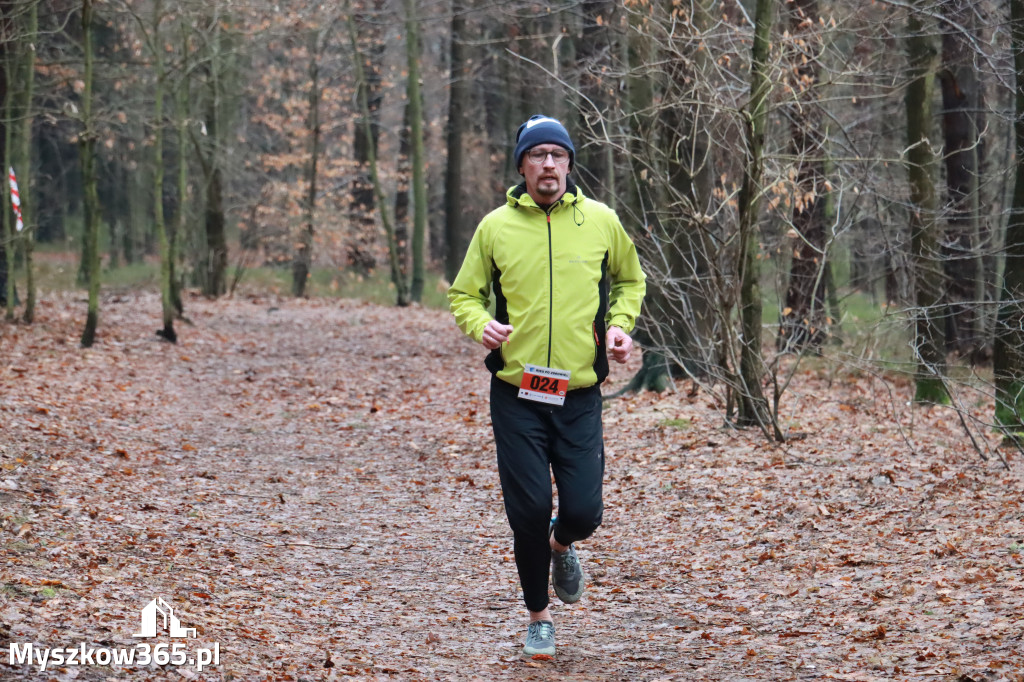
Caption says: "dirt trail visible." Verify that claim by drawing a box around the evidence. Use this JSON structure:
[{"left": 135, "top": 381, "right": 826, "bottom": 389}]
[{"left": 1, "top": 294, "right": 1022, "bottom": 681}]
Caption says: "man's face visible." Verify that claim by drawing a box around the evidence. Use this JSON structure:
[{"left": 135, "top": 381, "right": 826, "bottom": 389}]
[{"left": 519, "top": 144, "right": 569, "bottom": 205}]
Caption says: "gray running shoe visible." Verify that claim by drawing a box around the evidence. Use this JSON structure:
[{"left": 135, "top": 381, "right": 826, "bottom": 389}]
[
  {"left": 522, "top": 620, "right": 555, "bottom": 656},
  {"left": 551, "top": 540, "right": 585, "bottom": 603}
]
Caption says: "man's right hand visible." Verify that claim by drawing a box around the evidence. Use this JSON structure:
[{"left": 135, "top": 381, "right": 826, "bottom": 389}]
[{"left": 481, "top": 320, "right": 514, "bottom": 349}]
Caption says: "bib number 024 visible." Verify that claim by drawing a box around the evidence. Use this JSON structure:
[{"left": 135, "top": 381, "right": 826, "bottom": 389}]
[{"left": 518, "top": 364, "right": 571, "bottom": 406}]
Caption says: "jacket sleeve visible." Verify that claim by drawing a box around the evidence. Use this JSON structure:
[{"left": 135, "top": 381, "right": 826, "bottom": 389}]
[
  {"left": 605, "top": 214, "right": 646, "bottom": 334},
  {"left": 447, "top": 221, "right": 494, "bottom": 344}
]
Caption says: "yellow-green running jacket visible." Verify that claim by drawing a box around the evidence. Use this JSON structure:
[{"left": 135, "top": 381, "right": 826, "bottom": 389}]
[{"left": 449, "top": 180, "right": 646, "bottom": 391}]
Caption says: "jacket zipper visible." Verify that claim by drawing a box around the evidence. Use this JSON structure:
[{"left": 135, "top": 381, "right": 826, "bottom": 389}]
[{"left": 546, "top": 210, "right": 553, "bottom": 367}]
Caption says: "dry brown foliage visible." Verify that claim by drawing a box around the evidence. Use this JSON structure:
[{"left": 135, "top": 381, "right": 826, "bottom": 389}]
[{"left": 1, "top": 294, "right": 1021, "bottom": 680}]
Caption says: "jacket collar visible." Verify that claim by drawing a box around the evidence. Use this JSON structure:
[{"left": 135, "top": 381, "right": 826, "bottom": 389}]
[{"left": 507, "top": 177, "right": 583, "bottom": 211}]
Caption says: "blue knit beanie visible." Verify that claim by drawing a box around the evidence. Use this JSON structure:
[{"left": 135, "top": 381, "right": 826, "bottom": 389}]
[{"left": 514, "top": 115, "right": 575, "bottom": 171}]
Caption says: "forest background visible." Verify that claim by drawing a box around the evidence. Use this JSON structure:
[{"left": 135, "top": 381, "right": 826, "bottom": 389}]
[
  {"left": 4, "top": 0, "right": 1024, "bottom": 439},
  {"left": 0, "top": 0, "right": 1023, "bottom": 679}
]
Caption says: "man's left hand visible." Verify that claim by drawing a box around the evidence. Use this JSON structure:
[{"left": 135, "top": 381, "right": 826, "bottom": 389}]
[{"left": 606, "top": 326, "right": 633, "bottom": 364}]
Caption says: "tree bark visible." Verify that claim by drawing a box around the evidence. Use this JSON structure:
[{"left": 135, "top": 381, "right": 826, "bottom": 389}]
[
  {"left": 443, "top": 0, "right": 470, "bottom": 284},
  {"left": 293, "top": 28, "right": 321, "bottom": 299},
  {"left": 905, "top": 0, "right": 948, "bottom": 404},
  {"left": 191, "top": 7, "right": 229, "bottom": 299},
  {"left": 347, "top": 8, "right": 383, "bottom": 276},
  {"left": 0, "top": 0, "right": 12, "bottom": 314},
  {"left": 734, "top": 0, "right": 780, "bottom": 437},
  {"left": 938, "top": 0, "right": 985, "bottom": 360},
  {"left": 347, "top": 5, "right": 408, "bottom": 306},
  {"left": 994, "top": 0, "right": 1024, "bottom": 431},
  {"left": 150, "top": 0, "right": 175, "bottom": 341},
  {"left": 80, "top": 0, "right": 101, "bottom": 347},
  {"left": 778, "top": 0, "right": 829, "bottom": 353},
  {"left": 13, "top": 0, "right": 36, "bottom": 323},
  {"left": 172, "top": 21, "right": 188, "bottom": 317},
  {"left": 404, "top": 0, "right": 426, "bottom": 302},
  {"left": 202, "top": 99, "right": 227, "bottom": 298},
  {"left": 202, "top": 17, "right": 229, "bottom": 296}
]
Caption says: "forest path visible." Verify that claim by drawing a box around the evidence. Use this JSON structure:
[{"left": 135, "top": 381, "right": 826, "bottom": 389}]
[{"left": 1, "top": 294, "right": 1021, "bottom": 681}]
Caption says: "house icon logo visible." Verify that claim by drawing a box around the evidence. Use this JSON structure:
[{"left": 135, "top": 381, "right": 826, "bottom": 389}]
[{"left": 133, "top": 597, "right": 197, "bottom": 638}]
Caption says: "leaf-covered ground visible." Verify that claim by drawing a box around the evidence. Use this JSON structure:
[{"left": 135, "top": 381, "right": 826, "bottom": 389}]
[{"left": 1, "top": 294, "right": 1022, "bottom": 681}]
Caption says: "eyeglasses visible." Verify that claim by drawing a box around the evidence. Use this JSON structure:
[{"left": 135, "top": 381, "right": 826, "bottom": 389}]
[{"left": 525, "top": 148, "right": 570, "bottom": 165}]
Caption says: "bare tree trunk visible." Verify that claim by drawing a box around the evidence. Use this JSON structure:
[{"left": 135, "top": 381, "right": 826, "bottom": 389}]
[
  {"left": 905, "top": 0, "right": 948, "bottom": 404},
  {"left": 293, "top": 29, "right": 321, "bottom": 298},
  {"left": 939, "top": 0, "right": 985, "bottom": 360},
  {"left": 193, "top": 8, "right": 228, "bottom": 299},
  {"left": 404, "top": 0, "right": 426, "bottom": 302},
  {"left": 347, "top": 9, "right": 383, "bottom": 276},
  {"left": 394, "top": 106, "right": 410, "bottom": 277},
  {"left": 347, "top": 5, "right": 408, "bottom": 306},
  {"left": 624, "top": 8, "right": 655, "bottom": 231},
  {"left": 202, "top": 109, "right": 227, "bottom": 298},
  {"left": 778, "top": 0, "right": 829, "bottom": 353},
  {"left": 0, "top": 0, "right": 11, "bottom": 314},
  {"left": 735, "top": 0, "right": 780, "bottom": 437},
  {"left": 80, "top": 0, "right": 101, "bottom": 347},
  {"left": 150, "top": 0, "right": 175, "bottom": 341},
  {"left": 172, "top": 22, "right": 188, "bottom": 317},
  {"left": 16, "top": 0, "right": 36, "bottom": 323},
  {"left": 443, "top": 0, "right": 470, "bottom": 283},
  {"left": 994, "top": 0, "right": 1024, "bottom": 432}
]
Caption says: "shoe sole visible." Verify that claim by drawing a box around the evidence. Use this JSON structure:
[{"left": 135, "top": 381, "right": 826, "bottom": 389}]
[
  {"left": 553, "top": 549, "right": 585, "bottom": 603},
  {"left": 554, "top": 572, "right": 585, "bottom": 603},
  {"left": 550, "top": 518, "right": 585, "bottom": 604}
]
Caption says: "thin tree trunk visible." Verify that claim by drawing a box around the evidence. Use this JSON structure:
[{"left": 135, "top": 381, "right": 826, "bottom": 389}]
[
  {"left": 405, "top": 0, "right": 426, "bottom": 302},
  {"left": 172, "top": 21, "right": 188, "bottom": 316},
  {"left": 735, "top": 0, "right": 780, "bottom": 438},
  {"left": 80, "top": 0, "right": 101, "bottom": 347},
  {"left": 394, "top": 109, "right": 410, "bottom": 276},
  {"left": 994, "top": 0, "right": 1024, "bottom": 431},
  {"left": 1, "top": 1, "right": 12, "bottom": 315},
  {"left": 204, "top": 148, "right": 226, "bottom": 297},
  {"left": 443, "top": 0, "right": 470, "bottom": 284},
  {"left": 195, "top": 83, "right": 227, "bottom": 298},
  {"left": 17, "top": 0, "right": 36, "bottom": 323},
  {"left": 939, "top": 0, "right": 984, "bottom": 359},
  {"left": 778, "top": 0, "right": 829, "bottom": 353},
  {"left": 293, "top": 29, "right": 320, "bottom": 298},
  {"left": 197, "top": 10, "right": 227, "bottom": 298},
  {"left": 347, "top": 10, "right": 382, "bottom": 276},
  {"left": 905, "top": 0, "right": 948, "bottom": 403},
  {"left": 148, "top": 0, "right": 175, "bottom": 341},
  {"left": 346, "top": 6, "right": 408, "bottom": 306}
]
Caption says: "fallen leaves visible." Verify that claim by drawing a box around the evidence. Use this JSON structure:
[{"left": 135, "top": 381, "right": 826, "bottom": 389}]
[
  {"left": 851, "top": 624, "right": 887, "bottom": 641},
  {"left": 0, "top": 294, "right": 1022, "bottom": 681}
]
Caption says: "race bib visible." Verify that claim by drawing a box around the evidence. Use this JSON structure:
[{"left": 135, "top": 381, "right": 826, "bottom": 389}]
[{"left": 518, "top": 364, "right": 571, "bottom": 406}]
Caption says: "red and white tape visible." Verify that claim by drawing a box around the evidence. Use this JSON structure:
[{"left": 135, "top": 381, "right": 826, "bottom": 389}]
[{"left": 8, "top": 166, "right": 23, "bottom": 232}]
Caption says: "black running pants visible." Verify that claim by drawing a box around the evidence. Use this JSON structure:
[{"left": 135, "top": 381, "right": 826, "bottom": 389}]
[{"left": 489, "top": 376, "right": 605, "bottom": 613}]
